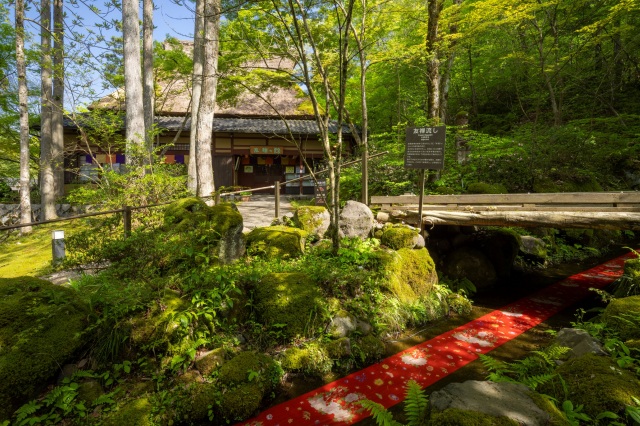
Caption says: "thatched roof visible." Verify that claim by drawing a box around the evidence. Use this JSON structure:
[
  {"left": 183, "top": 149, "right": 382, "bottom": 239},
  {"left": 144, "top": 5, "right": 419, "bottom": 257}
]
[{"left": 92, "top": 47, "right": 312, "bottom": 118}]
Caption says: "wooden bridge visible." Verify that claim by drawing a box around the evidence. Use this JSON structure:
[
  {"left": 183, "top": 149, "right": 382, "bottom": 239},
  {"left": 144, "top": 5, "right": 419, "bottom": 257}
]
[{"left": 371, "top": 192, "right": 640, "bottom": 231}]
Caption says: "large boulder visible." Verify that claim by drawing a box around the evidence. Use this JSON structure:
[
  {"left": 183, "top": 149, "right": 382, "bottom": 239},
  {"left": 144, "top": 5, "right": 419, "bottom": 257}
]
[
  {"left": 339, "top": 200, "right": 374, "bottom": 239},
  {"left": 0, "top": 277, "right": 89, "bottom": 420},
  {"left": 254, "top": 272, "right": 328, "bottom": 340},
  {"left": 443, "top": 247, "right": 497, "bottom": 290},
  {"left": 164, "top": 198, "right": 245, "bottom": 264},
  {"left": 379, "top": 248, "right": 438, "bottom": 303},
  {"left": 430, "top": 381, "right": 551, "bottom": 426},
  {"left": 293, "top": 206, "right": 330, "bottom": 238},
  {"left": 246, "top": 225, "right": 309, "bottom": 259}
]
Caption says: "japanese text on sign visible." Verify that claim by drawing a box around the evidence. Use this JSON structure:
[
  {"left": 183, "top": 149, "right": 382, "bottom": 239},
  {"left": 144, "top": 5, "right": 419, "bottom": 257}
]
[{"left": 404, "top": 126, "right": 446, "bottom": 170}]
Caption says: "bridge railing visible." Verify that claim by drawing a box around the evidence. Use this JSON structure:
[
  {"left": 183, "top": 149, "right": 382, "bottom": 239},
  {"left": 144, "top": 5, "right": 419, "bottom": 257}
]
[{"left": 371, "top": 192, "right": 640, "bottom": 212}]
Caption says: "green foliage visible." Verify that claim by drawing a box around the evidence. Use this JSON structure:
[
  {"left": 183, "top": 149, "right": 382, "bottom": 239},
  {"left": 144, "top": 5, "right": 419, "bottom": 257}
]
[
  {"left": 359, "top": 380, "right": 427, "bottom": 426},
  {"left": 479, "top": 345, "right": 570, "bottom": 390}
]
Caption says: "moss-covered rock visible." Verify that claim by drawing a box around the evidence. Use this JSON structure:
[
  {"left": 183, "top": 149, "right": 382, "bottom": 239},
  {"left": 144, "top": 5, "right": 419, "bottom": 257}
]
[
  {"left": 443, "top": 247, "right": 497, "bottom": 290},
  {"left": 254, "top": 272, "right": 328, "bottom": 340},
  {"left": 542, "top": 353, "right": 640, "bottom": 418},
  {"left": 380, "top": 225, "right": 420, "bottom": 250},
  {"left": 0, "top": 277, "right": 88, "bottom": 420},
  {"left": 246, "top": 225, "right": 309, "bottom": 259},
  {"left": 430, "top": 408, "right": 519, "bottom": 425},
  {"left": 102, "top": 396, "right": 153, "bottom": 426},
  {"left": 279, "top": 342, "right": 333, "bottom": 376},
  {"left": 181, "top": 382, "right": 217, "bottom": 422},
  {"left": 164, "top": 197, "right": 211, "bottom": 231},
  {"left": 129, "top": 290, "right": 188, "bottom": 354},
  {"left": 601, "top": 295, "right": 640, "bottom": 340},
  {"left": 325, "top": 337, "right": 352, "bottom": 359},
  {"left": 218, "top": 351, "right": 282, "bottom": 392},
  {"left": 293, "top": 206, "right": 330, "bottom": 238},
  {"left": 195, "top": 348, "right": 226, "bottom": 376},
  {"left": 379, "top": 248, "right": 438, "bottom": 303},
  {"left": 219, "top": 382, "right": 263, "bottom": 421}
]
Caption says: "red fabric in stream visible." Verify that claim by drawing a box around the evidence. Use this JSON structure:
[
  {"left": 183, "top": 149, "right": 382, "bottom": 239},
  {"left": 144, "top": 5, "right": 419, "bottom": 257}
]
[{"left": 239, "top": 252, "right": 634, "bottom": 426}]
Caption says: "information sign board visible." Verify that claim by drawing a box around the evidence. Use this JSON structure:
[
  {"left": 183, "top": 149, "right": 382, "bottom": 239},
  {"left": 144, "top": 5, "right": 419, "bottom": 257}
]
[{"left": 404, "top": 126, "right": 446, "bottom": 170}]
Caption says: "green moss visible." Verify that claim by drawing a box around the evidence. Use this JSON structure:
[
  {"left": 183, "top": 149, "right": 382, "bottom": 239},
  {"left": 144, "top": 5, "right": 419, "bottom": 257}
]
[
  {"left": 543, "top": 354, "right": 640, "bottom": 418},
  {"left": 208, "top": 202, "right": 244, "bottom": 235},
  {"left": 279, "top": 342, "right": 333, "bottom": 376},
  {"left": 466, "top": 182, "right": 508, "bottom": 194},
  {"left": 246, "top": 226, "right": 309, "bottom": 259},
  {"left": 218, "top": 351, "right": 282, "bottom": 392},
  {"left": 294, "top": 206, "right": 329, "bottom": 237},
  {"left": 129, "top": 291, "right": 187, "bottom": 354},
  {"left": 325, "top": 337, "right": 352, "bottom": 359},
  {"left": 430, "top": 407, "right": 519, "bottom": 425},
  {"left": 77, "top": 381, "right": 104, "bottom": 405},
  {"left": 355, "top": 335, "right": 385, "bottom": 363},
  {"left": 254, "top": 272, "right": 328, "bottom": 340},
  {"left": 0, "top": 277, "right": 88, "bottom": 419},
  {"left": 103, "top": 397, "right": 153, "bottom": 426},
  {"left": 379, "top": 248, "right": 437, "bottom": 303},
  {"left": 613, "top": 258, "right": 640, "bottom": 297},
  {"left": 447, "top": 293, "right": 472, "bottom": 315},
  {"left": 182, "top": 382, "right": 217, "bottom": 422},
  {"left": 219, "top": 382, "right": 263, "bottom": 422},
  {"left": 195, "top": 348, "right": 226, "bottom": 376},
  {"left": 380, "top": 226, "right": 418, "bottom": 250},
  {"left": 601, "top": 295, "right": 640, "bottom": 340},
  {"left": 528, "top": 392, "right": 571, "bottom": 426},
  {"left": 164, "top": 197, "right": 210, "bottom": 231}
]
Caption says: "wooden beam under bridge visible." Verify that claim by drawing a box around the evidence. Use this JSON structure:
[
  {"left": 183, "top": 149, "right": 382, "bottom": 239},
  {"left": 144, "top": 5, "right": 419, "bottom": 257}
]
[{"left": 380, "top": 209, "right": 640, "bottom": 231}]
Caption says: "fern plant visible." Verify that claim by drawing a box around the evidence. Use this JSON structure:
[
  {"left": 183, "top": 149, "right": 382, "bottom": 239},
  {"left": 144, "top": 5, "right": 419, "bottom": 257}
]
[
  {"left": 359, "top": 380, "right": 429, "bottom": 426},
  {"left": 479, "top": 346, "right": 569, "bottom": 390}
]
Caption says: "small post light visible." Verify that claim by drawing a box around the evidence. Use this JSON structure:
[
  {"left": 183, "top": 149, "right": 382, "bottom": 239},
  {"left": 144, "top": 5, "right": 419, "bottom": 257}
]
[{"left": 52, "top": 230, "right": 65, "bottom": 263}]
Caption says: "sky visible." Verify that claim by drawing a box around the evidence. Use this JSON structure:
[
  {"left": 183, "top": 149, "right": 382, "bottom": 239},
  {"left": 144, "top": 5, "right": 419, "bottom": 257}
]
[{"left": 17, "top": 0, "right": 198, "bottom": 107}]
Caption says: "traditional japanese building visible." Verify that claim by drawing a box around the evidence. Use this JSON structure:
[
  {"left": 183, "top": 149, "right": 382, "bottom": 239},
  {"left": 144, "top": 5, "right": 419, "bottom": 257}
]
[{"left": 62, "top": 52, "right": 352, "bottom": 194}]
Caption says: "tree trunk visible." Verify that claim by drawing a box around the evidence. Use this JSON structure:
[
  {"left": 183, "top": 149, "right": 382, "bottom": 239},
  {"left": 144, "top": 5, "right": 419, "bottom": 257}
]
[
  {"left": 194, "top": 0, "right": 220, "bottom": 201},
  {"left": 426, "top": 0, "right": 443, "bottom": 122},
  {"left": 189, "top": 0, "right": 205, "bottom": 194},
  {"left": 52, "top": 0, "right": 64, "bottom": 197},
  {"left": 40, "top": 0, "right": 57, "bottom": 220},
  {"left": 439, "top": 0, "right": 462, "bottom": 124},
  {"left": 143, "top": 0, "right": 154, "bottom": 164},
  {"left": 16, "top": 0, "right": 32, "bottom": 234},
  {"left": 122, "top": 0, "right": 145, "bottom": 165}
]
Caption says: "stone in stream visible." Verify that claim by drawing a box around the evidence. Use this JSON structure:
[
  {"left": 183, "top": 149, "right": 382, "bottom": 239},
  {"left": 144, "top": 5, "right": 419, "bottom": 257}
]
[
  {"left": 430, "top": 380, "right": 551, "bottom": 426},
  {"left": 553, "top": 328, "right": 607, "bottom": 359}
]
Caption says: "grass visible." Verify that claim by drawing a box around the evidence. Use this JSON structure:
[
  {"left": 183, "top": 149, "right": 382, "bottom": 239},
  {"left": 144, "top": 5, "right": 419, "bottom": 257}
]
[{"left": 0, "top": 221, "right": 88, "bottom": 278}]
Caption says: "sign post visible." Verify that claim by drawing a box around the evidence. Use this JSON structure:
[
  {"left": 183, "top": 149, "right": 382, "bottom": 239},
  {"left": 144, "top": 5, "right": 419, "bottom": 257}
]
[{"left": 404, "top": 126, "right": 446, "bottom": 230}]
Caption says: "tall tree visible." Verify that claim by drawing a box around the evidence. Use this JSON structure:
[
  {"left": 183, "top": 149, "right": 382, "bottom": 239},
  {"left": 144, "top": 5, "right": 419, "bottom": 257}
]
[
  {"left": 16, "top": 0, "right": 32, "bottom": 234},
  {"left": 40, "top": 0, "right": 57, "bottom": 220},
  {"left": 143, "top": 0, "right": 154, "bottom": 164},
  {"left": 192, "top": 0, "right": 219, "bottom": 201},
  {"left": 426, "top": 0, "right": 444, "bottom": 121},
  {"left": 52, "top": 0, "right": 64, "bottom": 196},
  {"left": 122, "top": 0, "right": 145, "bottom": 165},
  {"left": 188, "top": 0, "right": 204, "bottom": 194}
]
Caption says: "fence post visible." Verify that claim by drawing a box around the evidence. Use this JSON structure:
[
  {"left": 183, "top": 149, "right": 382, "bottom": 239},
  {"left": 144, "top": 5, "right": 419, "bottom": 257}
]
[
  {"left": 274, "top": 181, "right": 280, "bottom": 220},
  {"left": 123, "top": 205, "right": 132, "bottom": 238},
  {"left": 215, "top": 192, "right": 221, "bottom": 205}
]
